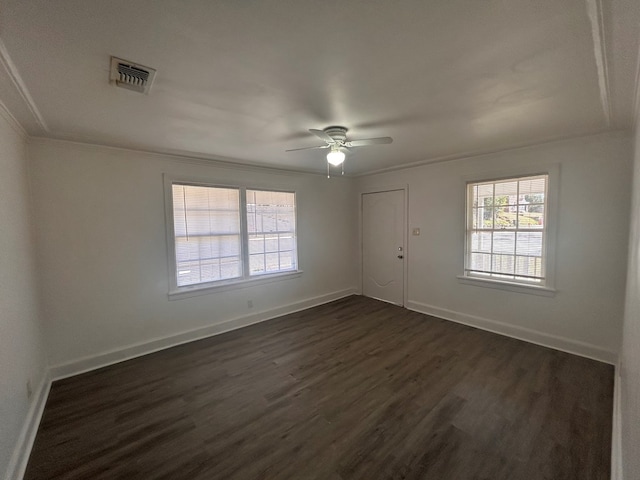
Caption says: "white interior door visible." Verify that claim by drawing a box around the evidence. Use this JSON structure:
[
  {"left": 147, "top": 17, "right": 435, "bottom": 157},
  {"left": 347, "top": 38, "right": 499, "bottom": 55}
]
[{"left": 362, "top": 189, "right": 405, "bottom": 306}]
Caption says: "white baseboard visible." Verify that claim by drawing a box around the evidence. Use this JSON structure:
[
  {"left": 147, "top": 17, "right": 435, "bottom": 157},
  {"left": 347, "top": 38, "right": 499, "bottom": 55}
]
[
  {"left": 4, "top": 372, "right": 51, "bottom": 480},
  {"left": 611, "top": 360, "right": 623, "bottom": 480},
  {"left": 50, "top": 289, "right": 358, "bottom": 380},
  {"left": 405, "top": 300, "right": 617, "bottom": 364}
]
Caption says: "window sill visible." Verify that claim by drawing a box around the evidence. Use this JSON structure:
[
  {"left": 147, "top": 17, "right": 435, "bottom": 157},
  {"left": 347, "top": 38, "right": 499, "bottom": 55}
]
[
  {"left": 456, "top": 275, "right": 556, "bottom": 297},
  {"left": 169, "top": 270, "right": 303, "bottom": 300}
]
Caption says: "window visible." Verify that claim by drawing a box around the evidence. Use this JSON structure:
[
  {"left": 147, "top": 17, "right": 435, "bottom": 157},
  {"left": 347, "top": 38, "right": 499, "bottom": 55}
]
[
  {"left": 172, "top": 184, "right": 242, "bottom": 287},
  {"left": 247, "top": 189, "right": 297, "bottom": 276},
  {"left": 166, "top": 179, "right": 298, "bottom": 296},
  {"left": 465, "top": 174, "right": 549, "bottom": 286}
]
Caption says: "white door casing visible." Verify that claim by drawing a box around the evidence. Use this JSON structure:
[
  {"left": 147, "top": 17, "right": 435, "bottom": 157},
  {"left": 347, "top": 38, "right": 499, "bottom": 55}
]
[{"left": 362, "top": 189, "right": 405, "bottom": 306}]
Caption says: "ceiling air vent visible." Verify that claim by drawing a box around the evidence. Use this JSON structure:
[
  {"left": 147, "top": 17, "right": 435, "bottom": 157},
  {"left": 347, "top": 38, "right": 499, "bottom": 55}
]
[{"left": 110, "top": 56, "right": 156, "bottom": 94}]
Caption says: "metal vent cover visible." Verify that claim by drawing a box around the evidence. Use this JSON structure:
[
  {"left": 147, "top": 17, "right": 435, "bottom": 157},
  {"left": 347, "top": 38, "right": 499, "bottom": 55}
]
[{"left": 110, "top": 56, "right": 156, "bottom": 94}]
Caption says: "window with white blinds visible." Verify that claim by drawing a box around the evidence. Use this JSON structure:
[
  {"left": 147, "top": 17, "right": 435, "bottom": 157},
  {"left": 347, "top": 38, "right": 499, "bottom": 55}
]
[
  {"left": 172, "top": 184, "right": 242, "bottom": 287},
  {"left": 465, "top": 174, "right": 548, "bottom": 285},
  {"left": 247, "top": 190, "right": 297, "bottom": 276},
  {"left": 167, "top": 180, "right": 298, "bottom": 294}
]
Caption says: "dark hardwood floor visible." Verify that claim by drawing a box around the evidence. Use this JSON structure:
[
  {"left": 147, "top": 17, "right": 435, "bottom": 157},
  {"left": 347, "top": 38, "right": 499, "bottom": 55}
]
[{"left": 24, "top": 296, "right": 614, "bottom": 480}]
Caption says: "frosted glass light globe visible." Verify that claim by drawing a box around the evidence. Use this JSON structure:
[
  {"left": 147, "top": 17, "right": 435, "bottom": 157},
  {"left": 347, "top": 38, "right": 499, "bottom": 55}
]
[{"left": 327, "top": 150, "right": 345, "bottom": 166}]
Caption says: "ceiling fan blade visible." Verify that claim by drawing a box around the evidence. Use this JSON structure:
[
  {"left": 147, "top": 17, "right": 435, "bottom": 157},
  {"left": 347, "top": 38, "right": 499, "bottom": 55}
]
[
  {"left": 345, "top": 137, "right": 393, "bottom": 147},
  {"left": 309, "top": 129, "right": 335, "bottom": 144},
  {"left": 285, "top": 144, "right": 329, "bottom": 152}
]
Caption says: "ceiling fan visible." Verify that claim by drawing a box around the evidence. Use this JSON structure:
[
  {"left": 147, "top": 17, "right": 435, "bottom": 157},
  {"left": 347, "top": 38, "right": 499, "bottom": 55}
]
[{"left": 286, "top": 126, "right": 393, "bottom": 176}]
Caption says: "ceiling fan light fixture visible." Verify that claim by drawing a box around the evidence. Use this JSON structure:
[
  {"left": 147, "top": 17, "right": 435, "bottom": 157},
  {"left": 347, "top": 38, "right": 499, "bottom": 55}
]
[
  {"left": 285, "top": 126, "right": 392, "bottom": 174},
  {"left": 327, "top": 148, "right": 345, "bottom": 166}
]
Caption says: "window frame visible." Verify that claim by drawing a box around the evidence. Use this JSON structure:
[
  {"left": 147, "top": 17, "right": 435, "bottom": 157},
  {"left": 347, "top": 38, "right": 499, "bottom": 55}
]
[
  {"left": 458, "top": 165, "right": 559, "bottom": 296},
  {"left": 164, "top": 174, "right": 301, "bottom": 300}
]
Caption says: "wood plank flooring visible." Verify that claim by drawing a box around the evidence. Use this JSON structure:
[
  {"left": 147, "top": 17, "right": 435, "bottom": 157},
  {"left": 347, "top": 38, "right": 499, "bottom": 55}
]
[{"left": 24, "top": 296, "right": 614, "bottom": 479}]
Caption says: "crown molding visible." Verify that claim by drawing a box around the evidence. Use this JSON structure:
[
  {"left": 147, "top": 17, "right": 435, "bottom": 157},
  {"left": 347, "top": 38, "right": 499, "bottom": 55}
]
[
  {"left": 353, "top": 128, "right": 623, "bottom": 178},
  {"left": 586, "top": 0, "right": 612, "bottom": 127},
  {"left": 0, "top": 96, "right": 27, "bottom": 138},
  {"left": 0, "top": 37, "right": 48, "bottom": 132},
  {"left": 633, "top": 29, "right": 640, "bottom": 131},
  {"left": 26, "top": 136, "right": 350, "bottom": 178}
]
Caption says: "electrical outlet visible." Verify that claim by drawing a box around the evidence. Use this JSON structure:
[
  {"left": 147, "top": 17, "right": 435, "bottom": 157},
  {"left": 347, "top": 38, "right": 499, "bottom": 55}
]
[
  {"left": 26, "top": 379, "right": 33, "bottom": 400},
  {"left": 247, "top": 300, "right": 253, "bottom": 308}
]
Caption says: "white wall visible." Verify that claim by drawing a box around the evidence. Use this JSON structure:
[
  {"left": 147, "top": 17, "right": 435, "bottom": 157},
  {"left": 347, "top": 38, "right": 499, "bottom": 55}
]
[
  {"left": 356, "top": 131, "right": 631, "bottom": 362},
  {"left": 28, "top": 139, "right": 358, "bottom": 371},
  {"left": 0, "top": 110, "right": 47, "bottom": 478},
  {"left": 620, "top": 118, "right": 640, "bottom": 478},
  {"left": 15, "top": 128, "right": 635, "bottom": 474}
]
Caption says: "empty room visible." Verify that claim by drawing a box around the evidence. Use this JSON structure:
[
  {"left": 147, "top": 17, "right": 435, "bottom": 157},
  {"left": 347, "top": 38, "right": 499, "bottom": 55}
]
[{"left": 1, "top": 1, "right": 640, "bottom": 479}]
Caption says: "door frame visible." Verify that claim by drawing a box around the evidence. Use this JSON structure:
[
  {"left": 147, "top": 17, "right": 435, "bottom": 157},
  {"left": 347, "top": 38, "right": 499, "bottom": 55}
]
[{"left": 359, "top": 184, "right": 409, "bottom": 307}]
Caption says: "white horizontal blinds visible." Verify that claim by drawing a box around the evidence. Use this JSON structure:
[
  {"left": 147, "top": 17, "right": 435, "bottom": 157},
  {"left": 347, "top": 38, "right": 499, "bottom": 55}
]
[
  {"left": 246, "top": 190, "right": 297, "bottom": 276},
  {"left": 172, "top": 184, "right": 242, "bottom": 286},
  {"left": 467, "top": 175, "right": 547, "bottom": 283}
]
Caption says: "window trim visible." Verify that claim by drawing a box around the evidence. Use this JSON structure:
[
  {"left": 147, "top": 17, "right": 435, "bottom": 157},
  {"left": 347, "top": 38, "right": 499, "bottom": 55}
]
[
  {"left": 163, "top": 174, "right": 301, "bottom": 299},
  {"left": 459, "top": 165, "right": 559, "bottom": 296}
]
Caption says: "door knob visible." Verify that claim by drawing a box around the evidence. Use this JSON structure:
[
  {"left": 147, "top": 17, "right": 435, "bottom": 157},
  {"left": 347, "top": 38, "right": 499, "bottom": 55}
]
[{"left": 397, "top": 255, "right": 403, "bottom": 259}]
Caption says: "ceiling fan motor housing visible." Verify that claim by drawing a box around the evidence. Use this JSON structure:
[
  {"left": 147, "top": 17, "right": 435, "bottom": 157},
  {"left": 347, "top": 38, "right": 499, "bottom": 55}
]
[{"left": 324, "top": 126, "right": 348, "bottom": 144}]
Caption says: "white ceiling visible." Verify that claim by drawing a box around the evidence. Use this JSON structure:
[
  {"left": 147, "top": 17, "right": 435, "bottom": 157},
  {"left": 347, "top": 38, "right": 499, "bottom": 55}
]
[{"left": 0, "top": 0, "right": 638, "bottom": 175}]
